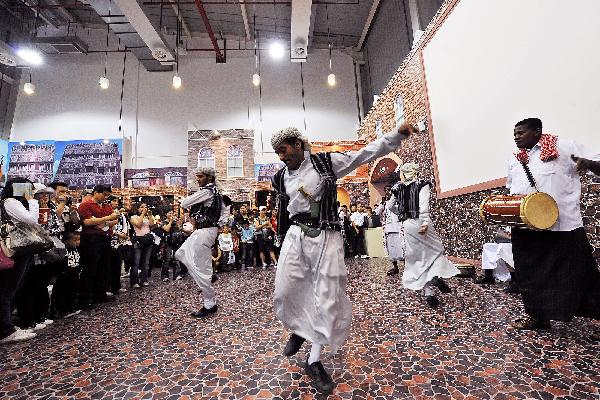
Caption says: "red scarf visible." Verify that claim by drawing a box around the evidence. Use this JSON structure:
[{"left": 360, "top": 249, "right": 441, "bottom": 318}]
[{"left": 515, "top": 134, "right": 559, "bottom": 164}]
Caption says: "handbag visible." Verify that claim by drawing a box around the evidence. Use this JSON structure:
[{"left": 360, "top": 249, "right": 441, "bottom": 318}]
[
  {"left": 0, "top": 243, "right": 15, "bottom": 270},
  {"left": 41, "top": 236, "right": 67, "bottom": 263},
  {"left": 2, "top": 221, "right": 54, "bottom": 255}
]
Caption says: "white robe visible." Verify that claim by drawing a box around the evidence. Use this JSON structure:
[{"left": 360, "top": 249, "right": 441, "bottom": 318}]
[
  {"left": 481, "top": 243, "right": 512, "bottom": 282},
  {"left": 375, "top": 198, "right": 404, "bottom": 261},
  {"left": 399, "top": 184, "right": 459, "bottom": 290},
  {"left": 274, "top": 127, "right": 408, "bottom": 352}
]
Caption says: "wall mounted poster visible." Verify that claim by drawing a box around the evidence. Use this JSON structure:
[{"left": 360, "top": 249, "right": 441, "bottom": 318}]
[
  {"left": 124, "top": 167, "right": 187, "bottom": 188},
  {"left": 254, "top": 163, "right": 284, "bottom": 182},
  {"left": 0, "top": 139, "right": 9, "bottom": 183},
  {"left": 6, "top": 139, "right": 123, "bottom": 188}
]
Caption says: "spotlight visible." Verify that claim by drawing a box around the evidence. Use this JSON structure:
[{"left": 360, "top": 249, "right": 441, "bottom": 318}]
[
  {"left": 98, "top": 76, "right": 110, "bottom": 89},
  {"left": 23, "top": 82, "right": 35, "bottom": 95},
  {"left": 252, "top": 73, "right": 261, "bottom": 87},
  {"left": 269, "top": 42, "right": 285, "bottom": 59},
  {"left": 103, "top": 138, "right": 110, "bottom": 144},
  {"left": 327, "top": 73, "right": 336, "bottom": 87},
  {"left": 172, "top": 74, "right": 182, "bottom": 89},
  {"left": 16, "top": 48, "right": 43, "bottom": 65}
]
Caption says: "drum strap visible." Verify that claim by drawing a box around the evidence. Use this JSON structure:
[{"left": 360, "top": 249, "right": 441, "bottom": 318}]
[{"left": 520, "top": 161, "right": 538, "bottom": 191}]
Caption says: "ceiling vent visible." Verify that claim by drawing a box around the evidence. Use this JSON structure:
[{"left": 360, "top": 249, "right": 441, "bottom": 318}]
[{"left": 34, "top": 36, "right": 88, "bottom": 54}]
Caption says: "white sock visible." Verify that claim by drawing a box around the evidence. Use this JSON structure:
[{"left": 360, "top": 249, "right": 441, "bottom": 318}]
[
  {"left": 308, "top": 343, "right": 322, "bottom": 365},
  {"left": 204, "top": 297, "right": 216, "bottom": 309},
  {"left": 423, "top": 284, "right": 434, "bottom": 297}
]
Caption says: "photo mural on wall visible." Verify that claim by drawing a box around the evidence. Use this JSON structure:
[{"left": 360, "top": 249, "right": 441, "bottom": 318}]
[
  {"left": 6, "top": 139, "right": 123, "bottom": 188},
  {"left": 124, "top": 167, "right": 187, "bottom": 188}
]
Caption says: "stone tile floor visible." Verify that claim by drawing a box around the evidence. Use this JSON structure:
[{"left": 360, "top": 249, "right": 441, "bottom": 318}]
[{"left": 1, "top": 258, "right": 600, "bottom": 399}]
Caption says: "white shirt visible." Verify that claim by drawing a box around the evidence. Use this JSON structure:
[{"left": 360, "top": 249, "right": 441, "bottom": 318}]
[
  {"left": 507, "top": 137, "right": 600, "bottom": 232},
  {"left": 283, "top": 128, "right": 407, "bottom": 218},
  {"left": 375, "top": 198, "right": 402, "bottom": 233},
  {"left": 350, "top": 211, "right": 365, "bottom": 227},
  {"left": 4, "top": 198, "right": 39, "bottom": 225}
]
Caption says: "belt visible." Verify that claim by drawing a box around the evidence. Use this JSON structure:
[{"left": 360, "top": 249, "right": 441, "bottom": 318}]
[
  {"left": 291, "top": 213, "right": 341, "bottom": 231},
  {"left": 196, "top": 222, "right": 218, "bottom": 229}
]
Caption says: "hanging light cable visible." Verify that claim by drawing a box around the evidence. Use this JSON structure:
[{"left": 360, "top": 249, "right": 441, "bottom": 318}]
[
  {"left": 252, "top": 15, "right": 260, "bottom": 86},
  {"left": 172, "top": 2, "right": 182, "bottom": 89},
  {"left": 326, "top": 4, "right": 336, "bottom": 87},
  {"left": 99, "top": 23, "right": 110, "bottom": 89}
]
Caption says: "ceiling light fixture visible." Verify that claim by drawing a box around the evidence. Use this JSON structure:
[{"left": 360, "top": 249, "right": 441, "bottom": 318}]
[
  {"left": 103, "top": 138, "right": 110, "bottom": 144},
  {"left": 252, "top": 16, "right": 261, "bottom": 87},
  {"left": 17, "top": 48, "right": 43, "bottom": 66},
  {"left": 326, "top": 5, "right": 336, "bottom": 87},
  {"left": 99, "top": 23, "right": 110, "bottom": 90},
  {"left": 269, "top": 42, "right": 284, "bottom": 59},
  {"left": 23, "top": 70, "right": 35, "bottom": 95},
  {"left": 172, "top": 4, "right": 182, "bottom": 90}
]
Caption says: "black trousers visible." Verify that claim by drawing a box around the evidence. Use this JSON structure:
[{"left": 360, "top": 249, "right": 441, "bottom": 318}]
[
  {"left": 0, "top": 254, "right": 30, "bottom": 339},
  {"left": 79, "top": 234, "right": 111, "bottom": 305},
  {"left": 512, "top": 227, "right": 600, "bottom": 322},
  {"left": 351, "top": 227, "right": 366, "bottom": 256},
  {"left": 240, "top": 242, "right": 254, "bottom": 268},
  {"left": 52, "top": 263, "right": 80, "bottom": 315},
  {"left": 108, "top": 247, "right": 122, "bottom": 293},
  {"left": 16, "top": 263, "right": 51, "bottom": 328}
]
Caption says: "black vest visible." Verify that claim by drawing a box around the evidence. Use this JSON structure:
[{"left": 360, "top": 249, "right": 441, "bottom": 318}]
[
  {"left": 391, "top": 180, "right": 431, "bottom": 221},
  {"left": 272, "top": 152, "right": 339, "bottom": 236},
  {"left": 189, "top": 183, "right": 222, "bottom": 227}
]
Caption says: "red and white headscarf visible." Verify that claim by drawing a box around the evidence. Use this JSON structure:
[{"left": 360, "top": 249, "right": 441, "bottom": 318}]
[{"left": 515, "top": 134, "right": 559, "bottom": 164}]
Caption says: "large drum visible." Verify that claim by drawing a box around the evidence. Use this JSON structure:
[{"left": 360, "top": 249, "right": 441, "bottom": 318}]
[{"left": 479, "top": 192, "right": 559, "bottom": 230}]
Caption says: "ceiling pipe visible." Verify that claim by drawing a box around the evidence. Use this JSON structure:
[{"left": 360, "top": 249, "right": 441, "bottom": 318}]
[
  {"left": 239, "top": 0, "right": 251, "bottom": 40},
  {"left": 290, "top": 0, "right": 313, "bottom": 62},
  {"left": 193, "top": 0, "right": 225, "bottom": 62}
]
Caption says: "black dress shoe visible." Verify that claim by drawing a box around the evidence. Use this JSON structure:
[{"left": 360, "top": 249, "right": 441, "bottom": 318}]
[
  {"left": 474, "top": 275, "right": 495, "bottom": 285},
  {"left": 283, "top": 333, "right": 305, "bottom": 357},
  {"left": 190, "top": 305, "right": 218, "bottom": 318},
  {"left": 305, "top": 357, "right": 335, "bottom": 395},
  {"left": 432, "top": 277, "right": 451, "bottom": 293},
  {"left": 211, "top": 274, "right": 218, "bottom": 283},
  {"left": 426, "top": 295, "right": 440, "bottom": 308},
  {"left": 387, "top": 267, "right": 399, "bottom": 276}
]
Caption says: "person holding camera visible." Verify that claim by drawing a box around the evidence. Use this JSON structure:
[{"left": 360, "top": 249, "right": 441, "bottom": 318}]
[
  {"left": 48, "top": 181, "right": 80, "bottom": 232},
  {"left": 161, "top": 210, "right": 181, "bottom": 282},
  {"left": 254, "top": 206, "right": 278, "bottom": 269},
  {"left": 77, "top": 184, "right": 120, "bottom": 310},
  {"left": 129, "top": 202, "right": 156, "bottom": 288}
]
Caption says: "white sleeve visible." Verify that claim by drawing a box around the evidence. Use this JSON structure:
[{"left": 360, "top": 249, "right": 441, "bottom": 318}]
[
  {"left": 180, "top": 188, "right": 212, "bottom": 209},
  {"left": 330, "top": 128, "right": 407, "bottom": 178},
  {"left": 374, "top": 203, "right": 384, "bottom": 216},
  {"left": 4, "top": 198, "right": 39, "bottom": 225},
  {"left": 570, "top": 140, "right": 600, "bottom": 162},
  {"left": 418, "top": 185, "right": 431, "bottom": 226}
]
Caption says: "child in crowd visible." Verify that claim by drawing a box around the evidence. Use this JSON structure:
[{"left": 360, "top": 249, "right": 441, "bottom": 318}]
[
  {"left": 52, "top": 230, "right": 82, "bottom": 318},
  {"left": 239, "top": 219, "right": 255, "bottom": 270},
  {"left": 218, "top": 225, "right": 235, "bottom": 272}
]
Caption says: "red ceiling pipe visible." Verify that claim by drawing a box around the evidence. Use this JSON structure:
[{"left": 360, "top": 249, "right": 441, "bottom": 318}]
[{"left": 193, "top": 0, "right": 225, "bottom": 62}]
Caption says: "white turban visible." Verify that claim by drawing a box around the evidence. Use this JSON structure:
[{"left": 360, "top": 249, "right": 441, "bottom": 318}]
[
  {"left": 271, "top": 127, "right": 312, "bottom": 152},
  {"left": 195, "top": 166, "right": 216, "bottom": 177},
  {"left": 400, "top": 162, "right": 419, "bottom": 175}
]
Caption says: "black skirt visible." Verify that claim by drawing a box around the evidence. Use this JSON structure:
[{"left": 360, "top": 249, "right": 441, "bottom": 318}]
[{"left": 512, "top": 227, "right": 600, "bottom": 322}]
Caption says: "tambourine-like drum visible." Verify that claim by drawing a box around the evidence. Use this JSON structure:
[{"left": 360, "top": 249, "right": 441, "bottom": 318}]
[{"left": 479, "top": 192, "right": 559, "bottom": 230}]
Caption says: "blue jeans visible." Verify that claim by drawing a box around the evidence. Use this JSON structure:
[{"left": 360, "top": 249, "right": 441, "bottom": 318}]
[{"left": 131, "top": 241, "right": 153, "bottom": 286}]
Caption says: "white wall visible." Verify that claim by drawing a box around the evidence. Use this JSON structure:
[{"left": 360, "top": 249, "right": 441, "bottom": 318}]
[
  {"left": 422, "top": 0, "right": 600, "bottom": 195},
  {"left": 11, "top": 49, "right": 360, "bottom": 168}
]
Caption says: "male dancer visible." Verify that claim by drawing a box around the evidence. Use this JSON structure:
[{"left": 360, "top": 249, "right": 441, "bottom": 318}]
[
  {"left": 375, "top": 184, "right": 404, "bottom": 275},
  {"left": 175, "top": 167, "right": 224, "bottom": 319},
  {"left": 271, "top": 123, "right": 415, "bottom": 394},
  {"left": 391, "top": 163, "right": 459, "bottom": 308}
]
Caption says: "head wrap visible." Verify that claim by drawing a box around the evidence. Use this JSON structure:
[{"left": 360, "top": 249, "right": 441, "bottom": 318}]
[
  {"left": 400, "top": 163, "right": 419, "bottom": 182},
  {"left": 195, "top": 166, "right": 216, "bottom": 177},
  {"left": 271, "top": 127, "right": 312, "bottom": 152}
]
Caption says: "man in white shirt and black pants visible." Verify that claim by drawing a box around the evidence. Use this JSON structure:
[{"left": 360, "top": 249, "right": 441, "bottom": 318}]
[
  {"left": 271, "top": 123, "right": 415, "bottom": 394},
  {"left": 508, "top": 118, "right": 600, "bottom": 331}
]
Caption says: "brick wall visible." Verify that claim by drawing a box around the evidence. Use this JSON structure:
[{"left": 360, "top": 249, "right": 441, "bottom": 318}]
[
  {"left": 187, "top": 129, "right": 257, "bottom": 203},
  {"left": 356, "top": 0, "right": 600, "bottom": 261}
]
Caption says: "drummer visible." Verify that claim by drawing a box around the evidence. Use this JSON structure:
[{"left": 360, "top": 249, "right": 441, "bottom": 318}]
[{"left": 508, "top": 117, "right": 600, "bottom": 331}]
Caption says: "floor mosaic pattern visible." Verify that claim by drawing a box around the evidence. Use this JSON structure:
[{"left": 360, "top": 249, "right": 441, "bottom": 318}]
[{"left": 1, "top": 258, "right": 600, "bottom": 399}]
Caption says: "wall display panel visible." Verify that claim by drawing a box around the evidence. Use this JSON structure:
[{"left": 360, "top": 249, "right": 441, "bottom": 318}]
[
  {"left": 6, "top": 139, "right": 123, "bottom": 188},
  {"left": 255, "top": 163, "right": 284, "bottom": 182},
  {"left": 124, "top": 167, "right": 187, "bottom": 188},
  {"left": 421, "top": 0, "right": 600, "bottom": 197}
]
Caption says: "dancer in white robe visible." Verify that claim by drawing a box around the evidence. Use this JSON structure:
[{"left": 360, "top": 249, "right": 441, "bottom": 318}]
[
  {"left": 175, "top": 167, "right": 224, "bottom": 319},
  {"left": 375, "top": 185, "right": 404, "bottom": 275},
  {"left": 271, "top": 123, "right": 415, "bottom": 395},
  {"left": 392, "top": 163, "right": 459, "bottom": 308}
]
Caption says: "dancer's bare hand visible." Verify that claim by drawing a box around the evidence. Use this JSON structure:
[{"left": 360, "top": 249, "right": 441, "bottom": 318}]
[
  {"left": 418, "top": 224, "right": 428, "bottom": 235},
  {"left": 398, "top": 122, "right": 418, "bottom": 139}
]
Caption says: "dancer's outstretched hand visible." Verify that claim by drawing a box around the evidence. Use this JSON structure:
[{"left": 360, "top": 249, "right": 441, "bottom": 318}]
[
  {"left": 398, "top": 122, "right": 418, "bottom": 139},
  {"left": 418, "top": 224, "right": 428, "bottom": 235}
]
